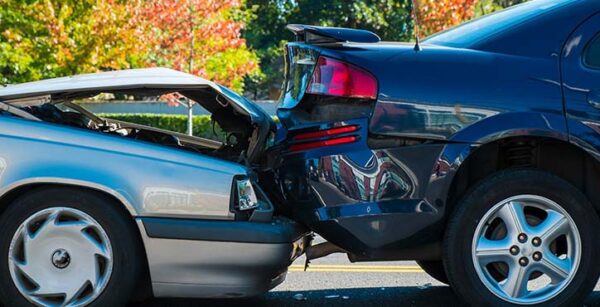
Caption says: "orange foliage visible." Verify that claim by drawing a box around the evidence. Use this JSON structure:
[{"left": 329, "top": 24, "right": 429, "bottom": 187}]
[
  {"left": 131, "top": 0, "right": 259, "bottom": 91},
  {"left": 415, "top": 0, "right": 479, "bottom": 37}
]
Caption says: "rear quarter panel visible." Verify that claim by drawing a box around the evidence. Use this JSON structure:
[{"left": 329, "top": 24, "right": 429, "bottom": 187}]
[{"left": 333, "top": 45, "right": 568, "bottom": 141}]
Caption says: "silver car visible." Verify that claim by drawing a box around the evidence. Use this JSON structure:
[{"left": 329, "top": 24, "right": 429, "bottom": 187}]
[{"left": 0, "top": 68, "right": 309, "bottom": 306}]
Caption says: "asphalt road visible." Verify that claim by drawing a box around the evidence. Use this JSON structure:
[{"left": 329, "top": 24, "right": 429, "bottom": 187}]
[{"left": 135, "top": 252, "right": 600, "bottom": 307}]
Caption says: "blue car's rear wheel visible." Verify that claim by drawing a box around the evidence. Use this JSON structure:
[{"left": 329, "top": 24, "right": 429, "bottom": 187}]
[
  {"left": 444, "top": 169, "right": 600, "bottom": 306},
  {"left": 0, "top": 187, "right": 143, "bottom": 307}
]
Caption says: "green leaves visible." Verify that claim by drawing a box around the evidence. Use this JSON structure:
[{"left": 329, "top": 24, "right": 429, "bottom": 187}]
[
  {"left": 0, "top": 0, "right": 260, "bottom": 94},
  {"left": 243, "top": 0, "right": 414, "bottom": 99},
  {"left": 0, "top": 0, "right": 140, "bottom": 84},
  {"left": 133, "top": 0, "right": 260, "bottom": 93},
  {"left": 100, "top": 113, "right": 226, "bottom": 140}
]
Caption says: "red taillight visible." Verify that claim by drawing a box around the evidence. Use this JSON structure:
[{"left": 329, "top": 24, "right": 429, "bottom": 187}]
[
  {"left": 289, "top": 124, "right": 360, "bottom": 152},
  {"left": 289, "top": 136, "right": 358, "bottom": 152},
  {"left": 306, "top": 56, "right": 377, "bottom": 99},
  {"left": 292, "top": 125, "right": 359, "bottom": 141}
]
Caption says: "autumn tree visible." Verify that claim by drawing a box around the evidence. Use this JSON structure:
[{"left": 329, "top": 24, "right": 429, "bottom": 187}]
[
  {"left": 134, "top": 0, "right": 259, "bottom": 93},
  {"left": 414, "top": 0, "right": 479, "bottom": 37},
  {"left": 0, "top": 0, "right": 141, "bottom": 84},
  {"left": 131, "top": 0, "right": 259, "bottom": 134},
  {"left": 244, "top": 0, "right": 414, "bottom": 99},
  {"left": 1, "top": 0, "right": 259, "bottom": 96}
]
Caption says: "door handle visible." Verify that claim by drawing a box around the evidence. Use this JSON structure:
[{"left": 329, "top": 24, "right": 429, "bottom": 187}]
[{"left": 588, "top": 91, "right": 600, "bottom": 109}]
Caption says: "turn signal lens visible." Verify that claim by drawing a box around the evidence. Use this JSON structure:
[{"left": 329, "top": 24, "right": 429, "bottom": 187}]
[
  {"left": 306, "top": 56, "right": 377, "bottom": 99},
  {"left": 236, "top": 178, "right": 258, "bottom": 211}
]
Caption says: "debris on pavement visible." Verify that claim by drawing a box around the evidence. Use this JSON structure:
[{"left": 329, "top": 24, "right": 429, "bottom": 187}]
[
  {"left": 417, "top": 283, "right": 432, "bottom": 290},
  {"left": 293, "top": 293, "right": 307, "bottom": 301}
]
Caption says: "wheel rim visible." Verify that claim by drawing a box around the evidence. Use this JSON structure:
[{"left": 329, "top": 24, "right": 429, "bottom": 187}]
[
  {"left": 471, "top": 195, "right": 581, "bottom": 305},
  {"left": 8, "top": 207, "right": 113, "bottom": 307}
]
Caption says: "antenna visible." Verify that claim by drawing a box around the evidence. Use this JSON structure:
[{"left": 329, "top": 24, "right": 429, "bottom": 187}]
[{"left": 411, "top": 0, "right": 422, "bottom": 52}]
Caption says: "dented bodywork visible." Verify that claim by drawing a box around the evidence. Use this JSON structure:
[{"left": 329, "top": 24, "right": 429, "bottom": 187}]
[{"left": 0, "top": 68, "right": 307, "bottom": 298}]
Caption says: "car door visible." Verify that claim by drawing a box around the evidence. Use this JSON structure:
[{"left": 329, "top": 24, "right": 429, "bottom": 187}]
[{"left": 562, "top": 13, "right": 600, "bottom": 149}]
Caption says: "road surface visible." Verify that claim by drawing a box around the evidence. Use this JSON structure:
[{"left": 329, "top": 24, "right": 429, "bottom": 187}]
[{"left": 135, "top": 251, "right": 600, "bottom": 306}]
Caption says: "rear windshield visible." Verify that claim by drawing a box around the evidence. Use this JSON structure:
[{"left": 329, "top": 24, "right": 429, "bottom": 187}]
[{"left": 424, "top": 0, "right": 574, "bottom": 48}]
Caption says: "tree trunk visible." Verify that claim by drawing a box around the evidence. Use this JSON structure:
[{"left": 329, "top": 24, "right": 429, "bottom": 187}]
[{"left": 187, "top": 102, "right": 193, "bottom": 136}]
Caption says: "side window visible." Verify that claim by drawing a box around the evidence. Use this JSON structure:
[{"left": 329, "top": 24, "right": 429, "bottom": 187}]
[{"left": 584, "top": 33, "right": 600, "bottom": 69}]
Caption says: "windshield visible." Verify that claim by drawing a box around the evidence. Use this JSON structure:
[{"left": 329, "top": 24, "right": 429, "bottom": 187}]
[{"left": 424, "top": 0, "right": 574, "bottom": 48}]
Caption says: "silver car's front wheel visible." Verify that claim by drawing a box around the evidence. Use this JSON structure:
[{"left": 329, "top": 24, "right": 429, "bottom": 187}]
[
  {"left": 8, "top": 207, "right": 113, "bottom": 307},
  {"left": 472, "top": 195, "right": 580, "bottom": 304},
  {"left": 0, "top": 187, "right": 143, "bottom": 307}
]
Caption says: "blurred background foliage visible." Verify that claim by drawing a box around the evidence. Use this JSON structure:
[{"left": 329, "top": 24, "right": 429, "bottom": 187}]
[
  {"left": 101, "top": 113, "right": 227, "bottom": 140},
  {"left": 1, "top": 0, "right": 527, "bottom": 98}
]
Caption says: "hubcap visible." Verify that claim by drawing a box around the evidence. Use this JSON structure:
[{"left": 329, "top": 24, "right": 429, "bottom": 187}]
[
  {"left": 8, "top": 207, "right": 113, "bottom": 307},
  {"left": 472, "top": 195, "right": 581, "bottom": 305}
]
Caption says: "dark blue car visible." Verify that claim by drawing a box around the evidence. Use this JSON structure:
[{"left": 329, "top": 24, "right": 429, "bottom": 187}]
[{"left": 262, "top": 0, "right": 600, "bottom": 305}]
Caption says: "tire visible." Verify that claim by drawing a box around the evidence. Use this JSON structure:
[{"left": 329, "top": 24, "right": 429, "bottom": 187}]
[
  {"left": 0, "top": 187, "right": 143, "bottom": 307},
  {"left": 417, "top": 260, "right": 448, "bottom": 284},
  {"left": 444, "top": 169, "right": 600, "bottom": 306}
]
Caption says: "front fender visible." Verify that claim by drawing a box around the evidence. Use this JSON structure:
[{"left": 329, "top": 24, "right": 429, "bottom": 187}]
[{"left": 0, "top": 117, "right": 246, "bottom": 220}]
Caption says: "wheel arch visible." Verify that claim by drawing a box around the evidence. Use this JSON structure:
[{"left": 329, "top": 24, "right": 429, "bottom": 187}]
[
  {"left": 0, "top": 178, "right": 137, "bottom": 216},
  {"left": 0, "top": 181, "right": 153, "bottom": 300},
  {"left": 445, "top": 135, "right": 600, "bottom": 218}
]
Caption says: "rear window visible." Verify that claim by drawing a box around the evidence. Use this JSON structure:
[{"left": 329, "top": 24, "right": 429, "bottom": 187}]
[
  {"left": 424, "top": 0, "right": 573, "bottom": 48},
  {"left": 585, "top": 34, "right": 600, "bottom": 69}
]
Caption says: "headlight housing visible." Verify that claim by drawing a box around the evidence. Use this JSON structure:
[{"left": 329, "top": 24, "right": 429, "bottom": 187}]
[{"left": 236, "top": 178, "right": 259, "bottom": 211}]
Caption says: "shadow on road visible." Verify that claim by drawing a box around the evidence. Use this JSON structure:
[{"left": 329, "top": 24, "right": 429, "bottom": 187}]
[{"left": 132, "top": 287, "right": 600, "bottom": 306}]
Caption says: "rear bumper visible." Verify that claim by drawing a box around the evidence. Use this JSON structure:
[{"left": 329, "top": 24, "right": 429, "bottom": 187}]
[
  {"left": 270, "top": 119, "right": 449, "bottom": 258},
  {"left": 136, "top": 216, "right": 310, "bottom": 298}
]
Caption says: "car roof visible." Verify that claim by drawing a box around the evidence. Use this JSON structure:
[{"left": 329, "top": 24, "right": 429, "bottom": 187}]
[
  {"left": 0, "top": 68, "right": 214, "bottom": 100},
  {"left": 424, "top": 0, "right": 600, "bottom": 49}
]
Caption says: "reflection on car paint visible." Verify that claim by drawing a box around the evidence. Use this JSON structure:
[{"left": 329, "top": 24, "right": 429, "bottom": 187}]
[
  {"left": 372, "top": 98, "right": 500, "bottom": 140},
  {"left": 309, "top": 150, "right": 413, "bottom": 207},
  {"left": 143, "top": 187, "right": 231, "bottom": 218}
]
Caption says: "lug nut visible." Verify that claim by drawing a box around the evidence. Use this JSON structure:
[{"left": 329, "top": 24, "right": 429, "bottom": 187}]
[
  {"left": 510, "top": 246, "right": 520, "bottom": 255},
  {"left": 519, "top": 257, "right": 529, "bottom": 267},
  {"left": 532, "top": 237, "right": 541, "bottom": 246},
  {"left": 532, "top": 252, "right": 543, "bottom": 261},
  {"left": 518, "top": 233, "right": 528, "bottom": 243}
]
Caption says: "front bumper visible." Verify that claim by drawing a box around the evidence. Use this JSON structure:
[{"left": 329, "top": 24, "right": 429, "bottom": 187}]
[{"left": 136, "top": 216, "right": 309, "bottom": 298}]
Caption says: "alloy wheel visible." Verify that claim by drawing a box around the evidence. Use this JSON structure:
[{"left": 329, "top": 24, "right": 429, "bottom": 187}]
[{"left": 471, "top": 195, "right": 581, "bottom": 305}]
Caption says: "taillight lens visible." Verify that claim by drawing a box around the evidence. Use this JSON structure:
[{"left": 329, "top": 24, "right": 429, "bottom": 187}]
[
  {"left": 306, "top": 56, "right": 377, "bottom": 99},
  {"left": 289, "top": 124, "right": 360, "bottom": 152},
  {"left": 292, "top": 125, "right": 359, "bottom": 141},
  {"left": 289, "top": 136, "right": 359, "bottom": 152}
]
